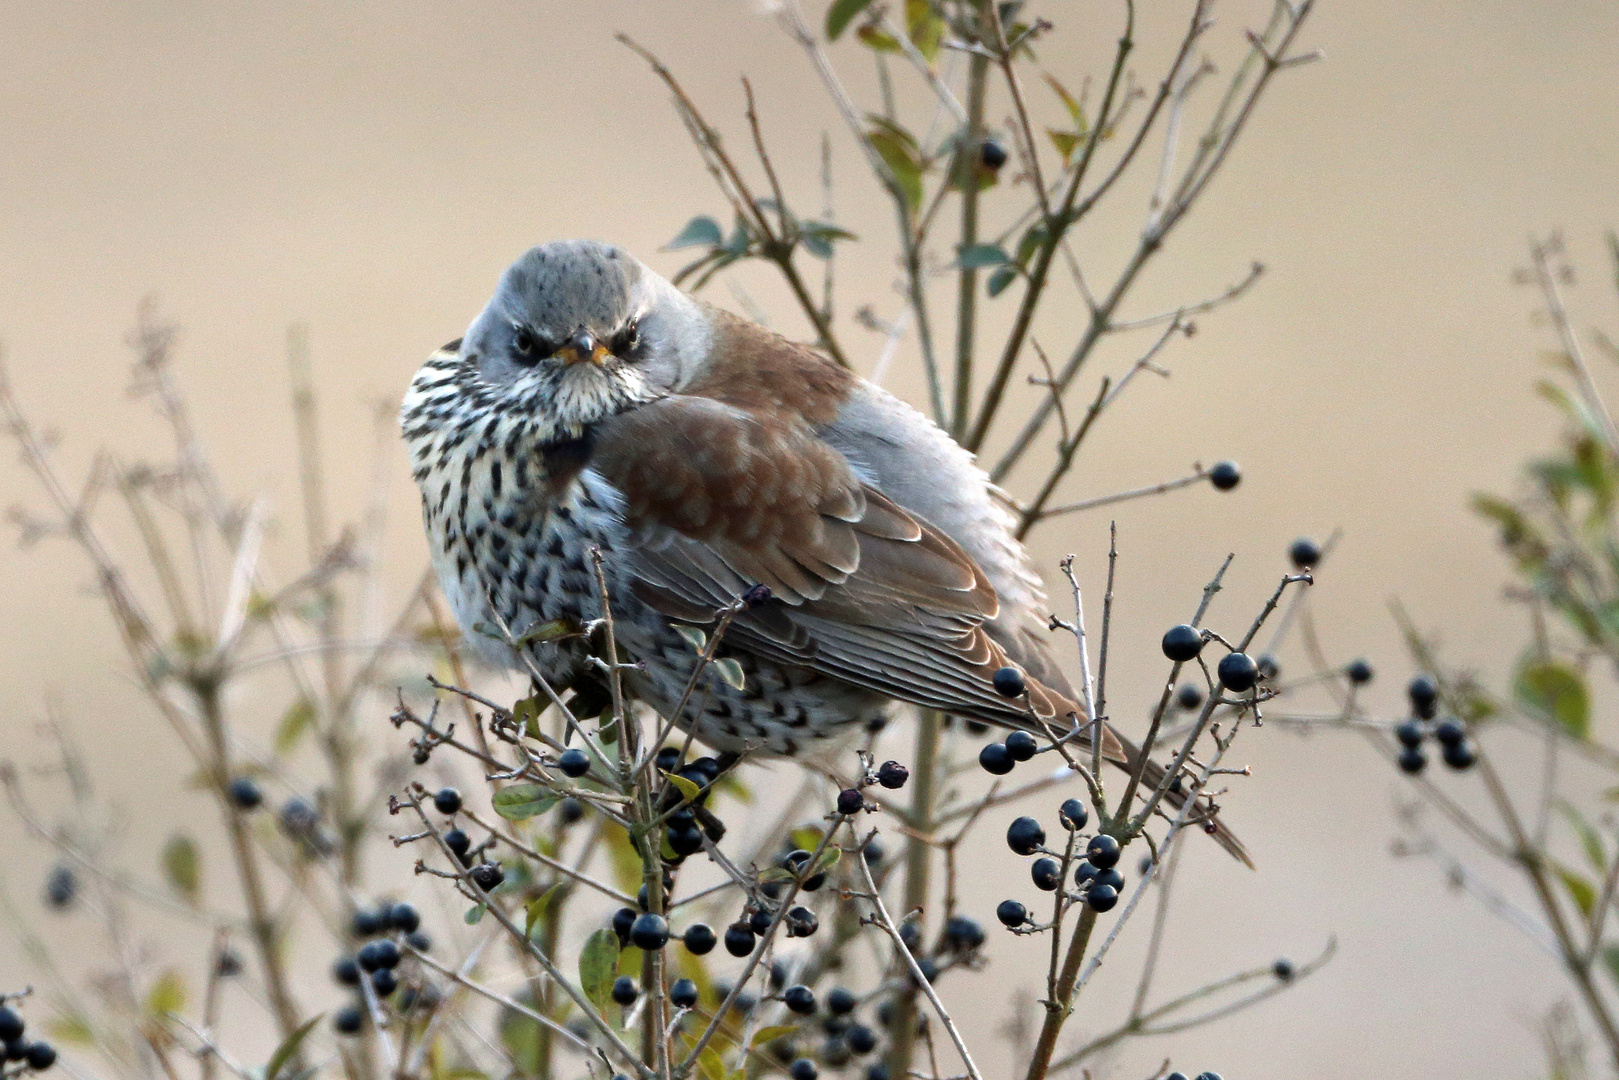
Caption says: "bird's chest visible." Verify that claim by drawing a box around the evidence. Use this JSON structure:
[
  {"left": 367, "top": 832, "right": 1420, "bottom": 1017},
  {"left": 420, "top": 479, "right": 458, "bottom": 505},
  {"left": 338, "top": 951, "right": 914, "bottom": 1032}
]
[{"left": 411, "top": 416, "right": 628, "bottom": 678}]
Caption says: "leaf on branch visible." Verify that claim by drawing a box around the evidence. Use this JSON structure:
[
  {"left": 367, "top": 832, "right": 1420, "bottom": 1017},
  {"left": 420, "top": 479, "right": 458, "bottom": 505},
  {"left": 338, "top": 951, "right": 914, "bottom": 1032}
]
[
  {"left": 45, "top": 1016, "right": 94, "bottom": 1046},
  {"left": 1043, "top": 73, "right": 1085, "bottom": 127},
  {"left": 514, "top": 693, "right": 545, "bottom": 738},
  {"left": 666, "top": 216, "right": 724, "bottom": 251},
  {"left": 275, "top": 698, "right": 316, "bottom": 755},
  {"left": 579, "top": 927, "right": 621, "bottom": 1016},
  {"left": 856, "top": 24, "right": 902, "bottom": 52},
  {"left": 1046, "top": 128, "right": 1079, "bottom": 163},
  {"left": 264, "top": 1013, "right": 323, "bottom": 1080},
  {"left": 865, "top": 117, "right": 924, "bottom": 215},
  {"left": 800, "top": 220, "right": 857, "bottom": 260},
  {"left": 667, "top": 771, "right": 703, "bottom": 805},
  {"left": 493, "top": 783, "right": 562, "bottom": 821},
  {"left": 696, "top": 1045, "right": 728, "bottom": 1080},
  {"left": 1558, "top": 802, "right": 1607, "bottom": 872},
  {"left": 712, "top": 657, "right": 747, "bottom": 690},
  {"left": 955, "top": 243, "right": 1011, "bottom": 269},
  {"left": 673, "top": 624, "right": 707, "bottom": 653},
  {"left": 162, "top": 834, "right": 200, "bottom": 907},
  {"left": 465, "top": 902, "right": 486, "bottom": 925},
  {"left": 987, "top": 264, "right": 1020, "bottom": 297},
  {"left": 1515, "top": 659, "right": 1590, "bottom": 740},
  {"left": 758, "top": 867, "right": 796, "bottom": 884},
  {"left": 811, "top": 846, "right": 842, "bottom": 876},
  {"left": 525, "top": 882, "right": 567, "bottom": 939},
  {"left": 750, "top": 1025, "right": 801, "bottom": 1047},
  {"left": 145, "top": 969, "right": 187, "bottom": 1017},
  {"left": 826, "top": 0, "right": 876, "bottom": 40},
  {"left": 1557, "top": 865, "right": 1596, "bottom": 920},
  {"left": 905, "top": 0, "right": 943, "bottom": 62}
]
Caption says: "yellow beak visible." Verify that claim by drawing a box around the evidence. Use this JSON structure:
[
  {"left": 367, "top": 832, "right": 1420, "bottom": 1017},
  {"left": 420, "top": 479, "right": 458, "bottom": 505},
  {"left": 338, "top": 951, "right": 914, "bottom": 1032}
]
[{"left": 559, "top": 330, "right": 609, "bottom": 366}]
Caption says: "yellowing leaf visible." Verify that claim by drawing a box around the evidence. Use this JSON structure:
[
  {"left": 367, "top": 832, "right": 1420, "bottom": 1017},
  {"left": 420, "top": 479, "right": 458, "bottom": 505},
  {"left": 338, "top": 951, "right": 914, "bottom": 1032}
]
[
  {"left": 667, "top": 772, "right": 703, "bottom": 805},
  {"left": 162, "top": 834, "right": 200, "bottom": 907},
  {"left": 46, "top": 1015, "right": 94, "bottom": 1045},
  {"left": 274, "top": 698, "right": 315, "bottom": 756},
  {"left": 750, "top": 1025, "right": 800, "bottom": 1047},
  {"left": 905, "top": 0, "right": 943, "bottom": 62},
  {"left": 146, "top": 969, "right": 187, "bottom": 1017}
]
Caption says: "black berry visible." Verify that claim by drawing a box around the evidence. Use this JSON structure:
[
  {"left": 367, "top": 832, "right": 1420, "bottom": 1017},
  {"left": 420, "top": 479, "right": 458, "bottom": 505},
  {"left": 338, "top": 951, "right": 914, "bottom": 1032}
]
[
  {"left": 443, "top": 829, "right": 471, "bottom": 858},
  {"left": 1434, "top": 718, "right": 1465, "bottom": 748},
  {"left": 352, "top": 907, "right": 386, "bottom": 937},
  {"left": 1408, "top": 675, "right": 1439, "bottom": 718},
  {"left": 789, "top": 1059, "right": 818, "bottom": 1080},
  {"left": 228, "top": 776, "right": 262, "bottom": 810},
  {"left": 24, "top": 1043, "right": 56, "bottom": 1071},
  {"left": 371, "top": 968, "right": 397, "bottom": 997},
  {"left": 1346, "top": 658, "right": 1373, "bottom": 685},
  {"left": 1086, "top": 883, "right": 1119, "bottom": 912},
  {"left": 1094, "top": 866, "right": 1124, "bottom": 891},
  {"left": 995, "top": 899, "right": 1028, "bottom": 927},
  {"left": 1273, "top": 958, "right": 1294, "bottom": 981},
  {"left": 877, "top": 761, "right": 909, "bottom": 789},
  {"left": 784, "top": 985, "right": 816, "bottom": 1014},
  {"left": 1073, "top": 860, "right": 1098, "bottom": 886},
  {"left": 372, "top": 939, "right": 401, "bottom": 969},
  {"left": 979, "top": 138, "right": 1008, "bottom": 170},
  {"left": 1005, "top": 731, "right": 1038, "bottom": 761},
  {"left": 866, "top": 1067, "right": 891, "bottom": 1080},
  {"left": 979, "top": 743, "right": 1015, "bottom": 775},
  {"left": 1031, "top": 857, "right": 1061, "bottom": 891},
  {"left": 1288, "top": 537, "right": 1321, "bottom": 568},
  {"left": 1217, "top": 652, "right": 1259, "bottom": 692},
  {"left": 945, "top": 915, "right": 985, "bottom": 951},
  {"left": 862, "top": 837, "right": 885, "bottom": 865},
  {"left": 1395, "top": 719, "right": 1425, "bottom": 749},
  {"left": 44, "top": 866, "right": 75, "bottom": 909},
  {"left": 1006, "top": 816, "right": 1046, "bottom": 855},
  {"left": 406, "top": 932, "right": 432, "bottom": 952},
  {"left": 786, "top": 905, "right": 820, "bottom": 938},
  {"left": 655, "top": 746, "right": 682, "bottom": 773},
  {"left": 1442, "top": 740, "right": 1477, "bottom": 770},
  {"left": 899, "top": 921, "right": 922, "bottom": 952},
  {"left": 432, "top": 787, "right": 462, "bottom": 815},
  {"left": 0, "top": 1009, "right": 23, "bottom": 1043},
  {"left": 1176, "top": 683, "right": 1204, "bottom": 710},
  {"left": 333, "top": 956, "right": 361, "bottom": 985},
  {"left": 469, "top": 862, "right": 504, "bottom": 891},
  {"left": 1086, "top": 834, "right": 1121, "bottom": 869},
  {"left": 992, "top": 666, "right": 1026, "bottom": 698},
  {"left": 560, "top": 797, "right": 585, "bottom": 824},
  {"left": 215, "top": 949, "right": 242, "bottom": 977},
  {"left": 1398, "top": 746, "right": 1427, "bottom": 774},
  {"left": 333, "top": 1006, "right": 363, "bottom": 1035},
  {"left": 724, "top": 923, "right": 757, "bottom": 957},
  {"left": 783, "top": 849, "right": 826, "bottom": 891},
  {"left": 1058, "top": 798, "right": 1089, "bottom": 831},
  {"left": 631, "top": 913, "right": 670, "bottom": 950},
  {"left": 683, "top": 922, "right": 717, "bottom": 955},
  {"left": 1161, "top": 624, "right": 1204, "bottom": 662},
  {"left": 670, "top": 978, "right": 698, "bottom": 1008},
  {"left": 837, "top": 788, "right": 865, "bottom": 816},
  {"left": 1208, "top": 461, "right": 1241, "bottom": 490},
  {"left": 612, "top": 907, "right": 636, "bottom": 945},
  {"left": 390, "top": 902, "right": 421, "bottom": 933},
  {"left": 750, "top": 909, "right": 773, "bottom": 935},
  {"left": 611, "top": 976, "right": 638, "bottom": 1006},
  {"left": 668, "top": 824, "right": 704, "bottom": 856},
  {"left": 1256, "top": 653, "right": 1279, "bottom": 681},
  {"left": 357, "top": 941, "right": 385, "bottom": 972},
  {"left": 827, "top": 987, "right": 856, "bottom": 1015},
  {"left": 558, "top": 748, "right": 591, "bottom": 778},
  {"left": 848, "top": 1023, "right": 877, "bottom": 1054}
]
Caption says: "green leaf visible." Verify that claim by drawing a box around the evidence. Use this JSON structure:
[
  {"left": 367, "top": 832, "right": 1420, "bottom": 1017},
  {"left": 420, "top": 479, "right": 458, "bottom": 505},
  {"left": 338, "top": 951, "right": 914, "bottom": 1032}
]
[
  {"left": 146, "top": 969, "right": 188, "bottom": 1017},
  {"left": 1604, "top": 944, "right": 1619, "bottom": 987},
  {"left": 666, "top": 216, "right": 723, "bottom": 251},
  {"left": 514, "top": 694, "right": 545, "bottom": 739},
  {"left": 955, "top": 243, "right": 1010, "bottom": 269},
  {"left": 1043, "top": 73, "right": 1084, "bottom": 125},
  {"left": 275, "top": 698, "right": 316, "bottom": 756},
  {"left": 811, "top": 846, "right": 842, "bottom": 876},
  {"left": 667, "top": 772, "right": 703, "bottom": 805},
  {"left": 493, "top": 783, "right": 562, "bottom": 821},
  {"left": 525, "top": 882, "right": 567, "bottom": 939},
  {"left": 712, "top": 657, "right": 747, "bottom": 691},
  {"left": 46, "top": 1015, "right": 94, "bottom": 1046},
  {"left": 826, "top": 0, "right": 876, "bottom": 39},
  {"left": 1515, "top": 659, "right": 1591, "bottom": 739},
  {"left": 1558, "top": 865, "right": 1596, "bottom": 920},
  {"left": 673, "top": 624, "right": 707, "bottom": 652},
  {"left": 1559, "top": 802, "right": 1607, "bottom": 872},
  {"left": 162, "top": 834, "right": 200, "bottom": 907},
  {"left": 697, "top": 1044, "right": 728, "bottom": 1080},
  {"left": 855, "top": 24, "right": 902, "bottom": 52},
  {"left": 800, "top": 220, "right": 857, "bottom": 260},
  {"left": 905, "top": 0, "right": 943, "bottom": 62},
  {"left": 865, "top": 119, "right": 923, "bottom": 214},
  {"left": 465, "top": 902, "right": 487, "bottom": 925},
  {"left": 758, "top": 867, "right": 796, "bottom": 884},
  {"left": 750, "top": 1024, "right": 800, "bottom": 1047},
  {"left": 579, "top": 927, "right": 621, "bottom": 1015},
  {"left": 987, "top": 264, "right": 1019, "bottom": 297},
  {"left": 1046, "top": 128, "right": 1079, "bottom": 163},
  {"left": 265, "top": 1012, "right": 323, "bottom": 1080}
]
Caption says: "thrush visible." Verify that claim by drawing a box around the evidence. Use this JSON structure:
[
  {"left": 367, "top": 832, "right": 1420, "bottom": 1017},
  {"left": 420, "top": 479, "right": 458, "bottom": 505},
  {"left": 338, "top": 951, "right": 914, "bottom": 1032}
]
[{"left": 401, "top": 240, "right": 1248, "bottom": 865}]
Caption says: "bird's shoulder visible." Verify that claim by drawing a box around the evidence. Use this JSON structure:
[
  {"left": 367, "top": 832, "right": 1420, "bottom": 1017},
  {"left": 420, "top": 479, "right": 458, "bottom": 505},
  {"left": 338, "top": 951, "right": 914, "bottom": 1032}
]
[{"left": 682, "top": 304, "right": 855, "bottom": 427}]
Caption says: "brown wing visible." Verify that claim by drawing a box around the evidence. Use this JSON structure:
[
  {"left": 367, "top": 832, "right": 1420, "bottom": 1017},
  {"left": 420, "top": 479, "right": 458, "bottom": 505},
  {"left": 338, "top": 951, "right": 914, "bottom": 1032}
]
[{"left": 590, "top": 391, "right": 1102, "bottom": 736}]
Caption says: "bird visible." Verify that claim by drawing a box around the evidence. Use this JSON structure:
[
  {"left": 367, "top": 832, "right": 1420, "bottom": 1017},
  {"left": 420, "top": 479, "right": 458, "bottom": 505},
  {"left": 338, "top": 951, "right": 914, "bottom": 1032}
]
[{"left": 400, "top": 239, "right": 1248, "bottom": 865}]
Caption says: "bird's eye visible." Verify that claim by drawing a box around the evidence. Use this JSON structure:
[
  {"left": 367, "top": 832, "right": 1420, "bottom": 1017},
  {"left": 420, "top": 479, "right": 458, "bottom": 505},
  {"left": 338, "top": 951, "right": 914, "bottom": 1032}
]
[
  {"left": 512, "top": 326, "right": 555, "bottom": 364},
  {"left": 611, "top": 320, "right": 641, "bottom": 358},
  {"left": 513, "top": 327, "right": 536, "bottom": 357}
]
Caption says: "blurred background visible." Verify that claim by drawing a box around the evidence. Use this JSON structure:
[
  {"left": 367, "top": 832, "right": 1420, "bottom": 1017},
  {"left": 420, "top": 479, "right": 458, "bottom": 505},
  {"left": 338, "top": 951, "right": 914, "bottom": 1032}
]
[{"left": 3, "top": 1, "right": 1618, "bottom": 1078}]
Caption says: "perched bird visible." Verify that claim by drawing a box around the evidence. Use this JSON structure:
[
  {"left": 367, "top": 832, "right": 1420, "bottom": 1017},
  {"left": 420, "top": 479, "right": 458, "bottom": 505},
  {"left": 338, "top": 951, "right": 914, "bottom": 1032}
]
[{"left": 401, "top": 240, "right": 1247, "bottom": 864}]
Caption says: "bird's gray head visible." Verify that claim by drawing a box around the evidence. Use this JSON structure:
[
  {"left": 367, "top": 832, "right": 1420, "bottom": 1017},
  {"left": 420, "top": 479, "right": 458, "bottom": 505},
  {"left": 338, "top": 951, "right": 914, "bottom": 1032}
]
[{"left": 460, "top": 240, "right": 710, "bottom": 434}]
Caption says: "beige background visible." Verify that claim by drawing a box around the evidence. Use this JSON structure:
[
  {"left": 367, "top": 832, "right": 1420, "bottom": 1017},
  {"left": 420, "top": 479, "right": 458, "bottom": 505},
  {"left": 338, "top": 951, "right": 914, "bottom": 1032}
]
[{"left": 3, "top": 2, "right": 1619, "bottom": 1078}]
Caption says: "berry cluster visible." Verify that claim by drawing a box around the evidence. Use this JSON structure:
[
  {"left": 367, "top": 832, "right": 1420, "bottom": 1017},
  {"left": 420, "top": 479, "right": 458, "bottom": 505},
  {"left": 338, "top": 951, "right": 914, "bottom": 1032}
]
[
  {"left": 1159, "top": 623, "right": 1267, "bottom": 695},
  {"left": 702, "top": 967, "right": 890, "bottom": 1079},
  {"left": 330, "top": 901, "right": 434, "bottom": 1035},
  {"left": 994, "top": 798, "right": 1126, "bottom": 931},
  {"left": 977, "top": 667, "right": 1047, "bottom": 775},
  {"left": 0, "top": 1001, "right": 56, "bottom": 1072},
  {"left": 1394, "top": 675, "right": 1476, "bottom": 773}
]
